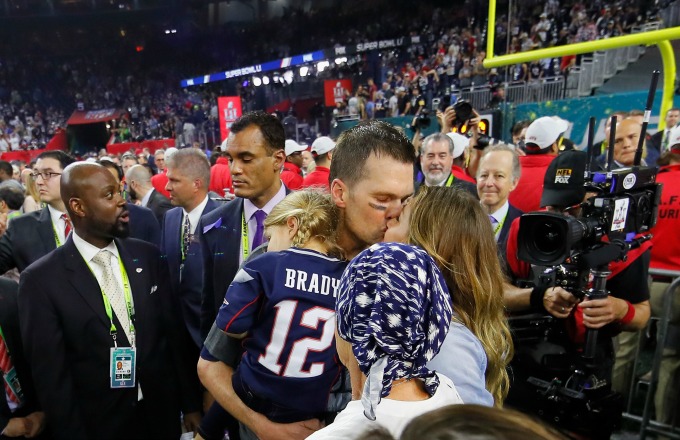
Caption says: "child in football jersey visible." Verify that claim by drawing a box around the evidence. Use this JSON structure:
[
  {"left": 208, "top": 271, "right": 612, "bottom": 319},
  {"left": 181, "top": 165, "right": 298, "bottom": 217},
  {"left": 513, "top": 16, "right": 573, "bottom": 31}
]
[{"left": 198, "top": 190, "right": 346, "bottom": 439}]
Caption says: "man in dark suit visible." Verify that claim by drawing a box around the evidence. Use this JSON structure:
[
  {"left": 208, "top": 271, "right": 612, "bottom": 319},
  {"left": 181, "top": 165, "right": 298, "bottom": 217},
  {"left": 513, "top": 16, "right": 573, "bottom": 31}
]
[
  {"left": 0, "top": 151, "right": 76, "bottom": 275},
  {"left": 18, "top": 163, "right": 200, "bottom": 440},
  {"left": 0, "top": 278, "right": 45, "bottom": 439},
  {"left": 648, "top": 107, "right": 680, "bottom": 166},
  {"left": 195, "top": 112, "right": 289, "bottom": 342},
  {"left": 126, "top": 165, "right": 172, "bottom": 226},
  {"left": 98, "top": 159, "right": 161, "bottom": 246},
  {"left": 476, "top": 144, "right": 523, "bottom": 270},
  {"left": 161, "top": 148, "right": 219, "bottom": 349}
]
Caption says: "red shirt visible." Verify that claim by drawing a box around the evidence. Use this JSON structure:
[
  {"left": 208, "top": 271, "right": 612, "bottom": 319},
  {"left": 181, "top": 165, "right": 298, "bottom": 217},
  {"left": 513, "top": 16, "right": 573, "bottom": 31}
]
[
  {"left": 281, "top": 162, "right": 304, "bottom": 190},
  {"left": 452, "top": 165, "right": 476, "bottom": 184},
  {"left": 210, "top": 157, "right": 233, "bottom": 197},
  {"left": 302, "top": 166, "right": 330, "bottom": 191},
  {"left": 650, "top": 163, "right": 680, "bottom": 271},
  {"left": 151, "top": 170, "right": 170, "bottom": 198},
  {"left": 508, "top": 154, "right": 556, "bottom": 213}
]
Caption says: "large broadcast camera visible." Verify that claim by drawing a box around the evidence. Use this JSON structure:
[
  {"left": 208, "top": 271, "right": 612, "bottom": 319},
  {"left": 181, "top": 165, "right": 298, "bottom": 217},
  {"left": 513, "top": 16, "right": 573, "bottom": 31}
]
[{"left": 508, "top": 72, "right": 663, "bottom": 438}]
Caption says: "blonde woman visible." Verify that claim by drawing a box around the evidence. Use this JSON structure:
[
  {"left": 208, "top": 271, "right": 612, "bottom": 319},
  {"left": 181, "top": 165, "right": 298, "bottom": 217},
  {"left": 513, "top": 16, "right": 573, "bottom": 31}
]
[
  {"left": 20, "top": 169, "right": 40, "bottom": 213},
  {"left": 385, "top": 186, "right": 513, "bottom": 406}
]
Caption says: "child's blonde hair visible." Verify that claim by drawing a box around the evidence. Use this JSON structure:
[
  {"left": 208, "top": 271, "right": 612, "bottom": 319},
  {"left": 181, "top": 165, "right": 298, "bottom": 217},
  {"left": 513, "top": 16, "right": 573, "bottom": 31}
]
[{"left": 264, "top": 190, "right": 341, "bottom": 257}]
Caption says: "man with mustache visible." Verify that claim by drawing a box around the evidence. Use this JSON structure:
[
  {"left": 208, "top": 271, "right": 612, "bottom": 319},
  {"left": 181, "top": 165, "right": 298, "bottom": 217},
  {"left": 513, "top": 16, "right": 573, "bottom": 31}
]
[{"left": 18, "top": 163, "right": 194, "bottom": 439}]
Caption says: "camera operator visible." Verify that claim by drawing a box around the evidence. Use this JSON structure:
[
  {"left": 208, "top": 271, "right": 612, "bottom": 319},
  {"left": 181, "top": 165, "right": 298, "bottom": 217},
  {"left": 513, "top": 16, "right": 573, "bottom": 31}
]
[{"left": 504, "top": 150, "right": 651, "bottom": 381}]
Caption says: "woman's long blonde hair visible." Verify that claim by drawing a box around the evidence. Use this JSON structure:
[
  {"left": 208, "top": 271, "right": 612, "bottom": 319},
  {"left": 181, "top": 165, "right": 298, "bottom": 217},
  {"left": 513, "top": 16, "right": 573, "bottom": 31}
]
[{"left": 408, "top": 186, "right": 513, "bottom": 406}]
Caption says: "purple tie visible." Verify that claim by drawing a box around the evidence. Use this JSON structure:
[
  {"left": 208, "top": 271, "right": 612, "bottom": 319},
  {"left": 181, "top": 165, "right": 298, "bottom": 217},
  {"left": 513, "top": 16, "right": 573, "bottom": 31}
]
[{"left": 251, "top": 210, "right": 267, "bottom": 250}]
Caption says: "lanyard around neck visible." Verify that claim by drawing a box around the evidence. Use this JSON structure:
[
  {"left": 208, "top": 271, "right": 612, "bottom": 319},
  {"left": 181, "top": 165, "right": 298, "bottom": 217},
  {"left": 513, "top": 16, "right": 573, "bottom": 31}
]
[
  {"left": 241, "top": 212, "right": 250, "bottom": 262},
  {"left": 444, "top": 173, "right": 455, "bottom": 187},
  {"left": 52, "top": 217, "right": 65, "bottom": 247},
  {"left": 492, "top": 209, "right": 509, "bottom": 236},
  {"left": 86, "top": 255, "right": 135, "bottom": 347}
]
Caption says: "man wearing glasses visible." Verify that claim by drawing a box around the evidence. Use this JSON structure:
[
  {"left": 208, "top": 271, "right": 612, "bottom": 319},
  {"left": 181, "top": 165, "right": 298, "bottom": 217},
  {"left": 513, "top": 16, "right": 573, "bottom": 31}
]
[{"left": 0, "top": 151, "right": 76, "bottom": 274}]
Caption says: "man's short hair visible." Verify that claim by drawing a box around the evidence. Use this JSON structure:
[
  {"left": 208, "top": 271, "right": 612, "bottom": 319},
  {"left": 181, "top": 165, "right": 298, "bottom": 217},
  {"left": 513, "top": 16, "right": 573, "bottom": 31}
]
[
  {"left": 479, "top": 144, "right": 521, "bottom": 181},
  {"left": 36, "top": 151, "right": 77, "bottom": 170},
  {"left": 667, "top": 107, "right": 680, "bottom": 115},
  {"left": 0, "top": 186, "right": 25, "bottom": 210},
  {"left": 165, "top": 148, "right": 211, "bottom": 190},
  {"left": 330, "top": 120, "right": 416, "bottom": 185},
  {"left": 420, "top": 132, "right": 454, "bottom": 156},
  {"left": 122, "top": 153, "right": 138, "bottom": 163},
  {"left": 125, "top": 164, "right": 152, "bottom": 184},
  {"left": 230, "top": 111, "right": 285, "bottom": 154},
  {"left": 97, "top": 159, "right": 124, "bottom": 182},
  {"left": 154, "top": 149, "right": 165, "bottom": 156},
  {"left": 0, "top": 161, "right": 13, "bottom": 178}
]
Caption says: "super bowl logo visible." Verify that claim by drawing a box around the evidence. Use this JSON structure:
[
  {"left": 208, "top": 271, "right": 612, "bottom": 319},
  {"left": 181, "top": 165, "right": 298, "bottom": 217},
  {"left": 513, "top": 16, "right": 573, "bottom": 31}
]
[
  {"left": 224, "top": 101, "right": 238, "bottom": 129},
  {"left": 333, "top": 82, "right": 346, "bottom": 103}
]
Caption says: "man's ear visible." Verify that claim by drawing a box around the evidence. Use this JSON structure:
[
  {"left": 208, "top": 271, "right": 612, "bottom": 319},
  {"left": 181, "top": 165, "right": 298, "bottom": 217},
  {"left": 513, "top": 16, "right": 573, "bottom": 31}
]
[
  {"left": 330, "top": 178, "right": 347, "bottom": 208},
  {"left": 69, "top": 198, "right": 86, "bottom": 219},
  {"left": 272, "top": 149, "right": 286, "bottom": 172}
]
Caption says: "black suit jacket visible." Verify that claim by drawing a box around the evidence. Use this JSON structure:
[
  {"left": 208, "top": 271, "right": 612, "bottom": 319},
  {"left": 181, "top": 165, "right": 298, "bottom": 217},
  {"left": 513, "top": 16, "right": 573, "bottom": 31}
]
[
  {"left": 196, "top": 198, "right": 245, "bottom": 341},
  {"left": 497, "top": 203, "right": 524, "bottom": 273},
  {"left": 0, "top": 207, "right": 55, "bottom": 275},
  {"left": 0, "top": 278, "right": 41, "bottom": 436},
  {"left": 160, "top": 198, "right": 219, "bottom": 347},
  {"left": 127, "top": 203, "right": 161, "bottom": 246},
  {"left": 146, "top": 189, "right": 173, "bottom": 227},
  {"left": 18, "top": 237, "right": 198, "bottom": 440}
]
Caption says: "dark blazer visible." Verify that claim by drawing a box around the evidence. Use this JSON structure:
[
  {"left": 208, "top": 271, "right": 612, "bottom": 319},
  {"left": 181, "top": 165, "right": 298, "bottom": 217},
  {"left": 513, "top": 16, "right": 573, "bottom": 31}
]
[
  {"left": 497, "top": 203, "right": 524, "bottom": 271},
  {"left": 127, "top": 203, "right": 161, "bottom": 246},
  {"left": 647, "top": 130, "right": 663, "bottom": 167},
  {"left": 160, "top": 198, "right": 219, "bottom": 348},
  {"left": 146, "top": 189, "right": 173, "bottom": 226},
  {"left": 0, "top": 278, "right": 43, "bottom": 438},
  {"left": 18, "top": 237, "right": 199, "bottom": 440},
  {"left": 196, "top": 198, "right": 245, "bottom": 341},
  {"left": 0, "top": 207, "right": 56, "bottom": 275}
]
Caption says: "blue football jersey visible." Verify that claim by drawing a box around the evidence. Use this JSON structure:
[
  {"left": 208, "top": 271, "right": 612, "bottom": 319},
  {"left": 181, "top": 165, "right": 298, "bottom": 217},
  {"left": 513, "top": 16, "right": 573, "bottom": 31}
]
[{"left": 215, "top": 248, "right": 346, "bottom": 418}]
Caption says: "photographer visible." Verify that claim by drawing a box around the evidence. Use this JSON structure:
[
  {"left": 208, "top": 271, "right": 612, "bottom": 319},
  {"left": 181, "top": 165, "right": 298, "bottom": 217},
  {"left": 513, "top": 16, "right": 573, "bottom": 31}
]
[
  {"left": 504, "top": 151, "right": 651, "bottom": 381},
  {"left": 436, "top": 101, "right": 483, "bottom": 178}
]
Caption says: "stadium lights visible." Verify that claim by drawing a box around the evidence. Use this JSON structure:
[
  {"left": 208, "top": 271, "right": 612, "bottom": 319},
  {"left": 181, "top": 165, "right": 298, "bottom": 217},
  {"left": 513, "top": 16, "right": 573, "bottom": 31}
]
[
  {"left": 253, "top": 76, "right": 262, "bottom": 87},
  {"left": 335, "top": 57, "right": 347, "bottom": 65},
  {"left": 262, "top": 75, "right": 270, "bottom": 85},
  {"left": 283, "top": 71, "right": 294, "bottom": 84},
  {"left": 317, "top": 61, "right": 330, "bottom": 72}
]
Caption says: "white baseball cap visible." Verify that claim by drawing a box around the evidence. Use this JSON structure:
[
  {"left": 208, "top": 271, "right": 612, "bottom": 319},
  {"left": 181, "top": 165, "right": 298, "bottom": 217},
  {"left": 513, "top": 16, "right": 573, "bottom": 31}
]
[
  {"left": 669, "top": 125, "right": 680, "bottom": 151},
  {"left": 446, "top": 132, "right": 469, "bottom": 159},
  {"left": 285, "top": 139, "right": 307, "bottom": 156},
  {"left": 524, "top": 116, "right": 569, "bottom": 152},
  {"left": 311, "top": 136, "right": 336, "bottom": 155}
]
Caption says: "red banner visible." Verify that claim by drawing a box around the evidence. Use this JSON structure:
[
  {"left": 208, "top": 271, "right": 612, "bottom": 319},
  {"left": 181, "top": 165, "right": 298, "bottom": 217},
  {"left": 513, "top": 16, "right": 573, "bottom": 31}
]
[
  {"left": 67, "top": 108, "right": 123, "bottom": 125},
  {"left": 218, "top": 96, "right": 243, "bottom": 142},
  {"left": 324, "top": 79, "right": 352, "bottom": 107}
]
